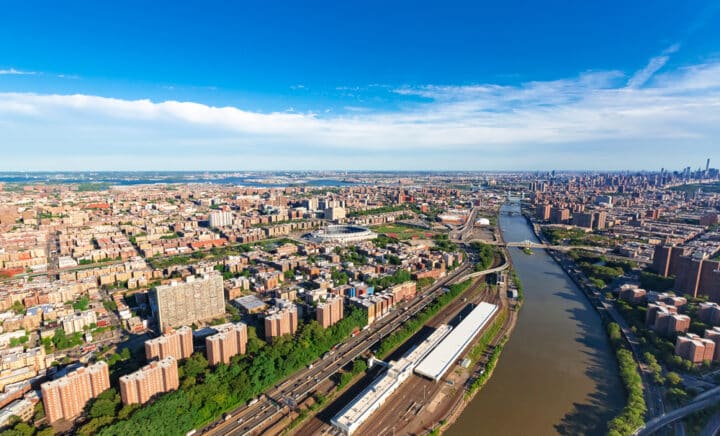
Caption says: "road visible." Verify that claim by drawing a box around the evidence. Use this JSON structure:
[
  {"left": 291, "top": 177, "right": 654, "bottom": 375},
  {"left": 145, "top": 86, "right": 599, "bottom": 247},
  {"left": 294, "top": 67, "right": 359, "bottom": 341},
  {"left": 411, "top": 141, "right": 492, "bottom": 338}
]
[
  {"left": 634, "top": 385, "right": 720, "bottom": 435},
  {"left": 552, "top": 252, "right": 666, "bottom": 420},
  {"left": 700, "top": 408, "right": 720, "bottom": 436},
  {"left": 297, "top": 279, "right": 499, "bottom": 436},
  {"left": 450, "top": 207, "right": 481, "bottom": 241},
  {"left": 347, "top": 284, "right": 506, "bottom": 436},
  {"left": 203, "top": 261, "right": 485, "bottom": 436}
]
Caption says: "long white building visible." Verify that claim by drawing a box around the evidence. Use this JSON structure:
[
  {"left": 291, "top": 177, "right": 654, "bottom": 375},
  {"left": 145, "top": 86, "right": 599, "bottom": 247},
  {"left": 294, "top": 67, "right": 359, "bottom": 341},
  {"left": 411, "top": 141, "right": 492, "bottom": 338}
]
[
  {"left": 414, "top": 302, "right": 498, "bottom": 382},
  {"left": 331, "top": 324, "right": 452, "bottom": 435}
]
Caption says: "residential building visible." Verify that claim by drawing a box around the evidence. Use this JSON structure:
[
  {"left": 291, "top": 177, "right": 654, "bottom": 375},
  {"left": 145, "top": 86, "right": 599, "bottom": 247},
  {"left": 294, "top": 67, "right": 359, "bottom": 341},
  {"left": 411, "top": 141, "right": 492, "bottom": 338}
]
[
  {"left": 119, "top": 356, "right": 179, "bottom": 405},
  {"left": 572, "top": 212, "right": 594, "bottom": 228},
  {"left": 317, "top": 294, "right": 344, "bottom": 328},
  {"left": 676, "top": 333, "right": 716, "bottom": 364},
  {"left": 61, "top": 309, "right": 97, "bottom": 334},
  {"left": 209, "top": 211, "right": 233, "bottom": 228},
  {"left": 389, "top": 281, "right": 416, "bottom": 302},
  {"left": 535, "top": 204, "right": 551, "bottom": 221},
  {"left": 144, "top": 326, "right": 194, "bottom": 361},
  {"left": 149, "top": 273, "right": 225, "bottom": 330},
  {"left": 206, "top": 322, "right": 248, "bottom": 365},
  {"left": 618, "top": 284, "right": 647, "bottom": 305},
  {"left": 704, "top": 327, "right": 720, "bottom": 361},
  {"left": 264, "top": 303, "right": 298, "bottom": 341},
  {"left": 41, "top": 361, "right": 110, "bottom": 423},
  {"left": 699, "top": 302, "right": 720, "bottom": 326},
  {"left": 550, "top": 207, "right": 570, "bottom": 224}
]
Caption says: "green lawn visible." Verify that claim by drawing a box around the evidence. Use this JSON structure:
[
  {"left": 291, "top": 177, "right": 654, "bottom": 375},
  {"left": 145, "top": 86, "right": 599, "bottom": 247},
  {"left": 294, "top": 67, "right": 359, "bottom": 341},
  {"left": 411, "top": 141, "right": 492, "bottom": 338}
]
[{"left": 371, "top": 223, "right": 437, "bottom": 240}]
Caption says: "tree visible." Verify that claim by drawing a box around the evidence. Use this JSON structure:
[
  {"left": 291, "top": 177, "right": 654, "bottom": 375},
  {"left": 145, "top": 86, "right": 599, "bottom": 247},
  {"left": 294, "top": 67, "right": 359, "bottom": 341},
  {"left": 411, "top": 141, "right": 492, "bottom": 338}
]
[
  {"left": 4, "top": 422, "right": 35, "bottom": 436},
  {"left": 88, "top": 389, "right": 121, "bottom": 419},
  {"left": 117, "top": 403, "right": 139, "bottom": 420},
  {"left": 352, "top": 359, "right": 368, "bottom": 374},
  {"left": 73, "top": 295, "right": 90, "bottom": 311},
  {"left": 666, "top": 372, "right": 682, "bottom": 386},
  {"left": 33, "top": 401, "right": 45, "bottom": 421},
  {"left": 10, "top": 301, "right": 25, "bottom": 315},
  {"left": 182, "top": 353, "right": 209, "bottom": 379},
  {"left": 35, "top": 427, "right": 55, "bottom": 436},
  {"left": 607, "top": 323, "right": 622, "bottom": 343}
]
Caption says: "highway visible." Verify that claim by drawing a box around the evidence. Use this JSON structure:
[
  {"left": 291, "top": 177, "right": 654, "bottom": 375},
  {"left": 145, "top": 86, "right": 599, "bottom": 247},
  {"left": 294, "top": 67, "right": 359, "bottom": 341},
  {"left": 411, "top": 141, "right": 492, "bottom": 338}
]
[
  {"left": 634, "top": 385, "right": 720, "bottom": 435},
  {"left": 203, "top": 261, "right": 480, "bottom": 436}
]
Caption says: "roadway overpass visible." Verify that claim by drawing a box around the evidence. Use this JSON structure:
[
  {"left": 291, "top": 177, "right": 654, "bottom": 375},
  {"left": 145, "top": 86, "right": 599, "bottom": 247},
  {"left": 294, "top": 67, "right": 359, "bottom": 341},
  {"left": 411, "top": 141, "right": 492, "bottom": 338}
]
[{"left": 634, "top": 385, "right": 720, "bottom": 435}]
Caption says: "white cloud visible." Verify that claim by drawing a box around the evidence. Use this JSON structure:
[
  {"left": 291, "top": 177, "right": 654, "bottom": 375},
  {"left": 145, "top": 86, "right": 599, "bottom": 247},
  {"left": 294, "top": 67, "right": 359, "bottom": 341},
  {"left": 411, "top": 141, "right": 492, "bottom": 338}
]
[
  {"left": 626, "top": 43, "right": 681, "bottom": 89},
  {"left": 0, "top": 68, "right": 38, "bottom": 75},
  {"left": 0, "top": 57, "right": 718, "bottom": 170}
]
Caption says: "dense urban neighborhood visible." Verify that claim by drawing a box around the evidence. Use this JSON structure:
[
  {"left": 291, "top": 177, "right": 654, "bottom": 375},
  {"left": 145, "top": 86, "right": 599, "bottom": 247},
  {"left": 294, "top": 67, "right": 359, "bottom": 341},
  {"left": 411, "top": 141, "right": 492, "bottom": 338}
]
[{"left": 0, "top": 167, "right": 719, "bottom": 435}]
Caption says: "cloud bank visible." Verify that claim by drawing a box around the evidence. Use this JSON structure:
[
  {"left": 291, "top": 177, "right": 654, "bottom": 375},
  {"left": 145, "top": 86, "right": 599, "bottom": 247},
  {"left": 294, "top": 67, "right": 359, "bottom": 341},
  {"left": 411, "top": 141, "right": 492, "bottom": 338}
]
[{"left": 1, "top": 56, "right": 719, "bottom": 170}]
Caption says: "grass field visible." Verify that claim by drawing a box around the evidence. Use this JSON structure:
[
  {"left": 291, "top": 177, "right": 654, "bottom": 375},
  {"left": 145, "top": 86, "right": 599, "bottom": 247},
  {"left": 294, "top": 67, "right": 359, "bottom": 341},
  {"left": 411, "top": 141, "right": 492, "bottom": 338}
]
[{"left": 371, "top": 223, "right": 438, "bottom": 240}]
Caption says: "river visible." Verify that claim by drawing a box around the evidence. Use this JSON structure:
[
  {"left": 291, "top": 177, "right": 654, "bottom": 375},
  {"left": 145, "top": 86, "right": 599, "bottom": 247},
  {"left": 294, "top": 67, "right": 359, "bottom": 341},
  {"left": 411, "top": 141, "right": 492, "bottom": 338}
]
[{"left": 447, "top": 202, "right": 624, "bottom": 435}]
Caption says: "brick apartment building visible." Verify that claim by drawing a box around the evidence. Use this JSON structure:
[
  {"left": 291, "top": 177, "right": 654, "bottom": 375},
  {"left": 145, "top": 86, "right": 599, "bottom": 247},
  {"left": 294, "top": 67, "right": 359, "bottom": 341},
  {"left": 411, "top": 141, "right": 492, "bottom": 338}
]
[
  {"left": 41, "top": 361, "right": 110, "bottom": 423},
  {"left": 206, "top": 322, "right": 248, "bottom": 365},
  {"left": 652, "top": 245, "right": 720, "bottom": 301},
  {"left": 149, "top": 273, "right": 225, "bottom": 331},
  {"left": 389, "top": 281, "right": 417, "bottom": 302},
  {"left": 646, "top": 302, "right": 677, "bottom": 326},
  {"left": 699, "top": 302, "right": 720, "bottom": 326},
  {"left": 535, "top": 204, "right": 551, "bottom": 221},
  {"left": 144, "top": 326, "right": 194, "bottom": 361},
  {"left": 704, "top": 327, "right": 720, "bottom": 361},
  {"left": 676, "top": 333, "right": 716, "bottom": 364},
  {"left": 316, "top": 294, "right": 344, "bottom": 328},
  {"left": 119, "top": 356, "right": 179, "bottom": 405},
  {"left": 350, "top": 292, "right": 396, "bottom": 325},
  {"left": 618, "top": 284, "right": 647, "bottom": 305},
  {"left": 550, "top": 207, "right": 570, "bottom": 224},
  {"left": 264, "top": 303, "right": 298, "bottom": 341}
]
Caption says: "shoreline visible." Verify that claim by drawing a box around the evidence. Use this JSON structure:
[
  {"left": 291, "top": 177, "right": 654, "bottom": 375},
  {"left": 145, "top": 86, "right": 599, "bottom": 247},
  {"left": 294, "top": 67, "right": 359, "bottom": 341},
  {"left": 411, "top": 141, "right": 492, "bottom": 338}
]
[
  {"left": 432, "top": 301, "right": 518, "bottom": 434},
  {"left": 423, "top": 209, "right": 522, "bottom": 434},
  {"left": 521, "top": 206, "right": 644, "bottom": 432}
]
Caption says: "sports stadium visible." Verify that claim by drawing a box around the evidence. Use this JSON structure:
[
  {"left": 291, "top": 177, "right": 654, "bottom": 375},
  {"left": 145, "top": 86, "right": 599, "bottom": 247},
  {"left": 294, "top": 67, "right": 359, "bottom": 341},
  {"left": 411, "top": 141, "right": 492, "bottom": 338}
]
[{"left": 307, "top": 225, "right": 377, "bottom": 244}]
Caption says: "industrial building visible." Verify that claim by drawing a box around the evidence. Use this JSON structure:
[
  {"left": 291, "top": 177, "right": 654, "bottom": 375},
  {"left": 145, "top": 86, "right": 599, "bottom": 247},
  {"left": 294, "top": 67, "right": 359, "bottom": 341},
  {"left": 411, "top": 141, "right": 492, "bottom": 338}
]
[
  {"left": 414, "top": 302, "right": 498, "bottom": 382},
  {"left": 332, "top": 324, "right": 452, "bottom": 435}
]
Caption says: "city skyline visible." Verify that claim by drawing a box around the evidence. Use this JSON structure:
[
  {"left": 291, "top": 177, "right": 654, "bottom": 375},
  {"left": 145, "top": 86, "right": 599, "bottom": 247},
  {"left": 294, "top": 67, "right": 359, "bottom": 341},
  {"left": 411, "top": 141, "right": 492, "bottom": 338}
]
[{"left": 1, "top": 1, "right": 719, "bottom": 171}]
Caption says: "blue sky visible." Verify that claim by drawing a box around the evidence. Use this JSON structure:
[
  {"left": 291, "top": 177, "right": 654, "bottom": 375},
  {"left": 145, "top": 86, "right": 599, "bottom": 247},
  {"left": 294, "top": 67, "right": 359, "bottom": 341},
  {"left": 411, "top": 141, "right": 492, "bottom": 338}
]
[{"left": 1, "top": 1, "right": 719, "bottom": 171}]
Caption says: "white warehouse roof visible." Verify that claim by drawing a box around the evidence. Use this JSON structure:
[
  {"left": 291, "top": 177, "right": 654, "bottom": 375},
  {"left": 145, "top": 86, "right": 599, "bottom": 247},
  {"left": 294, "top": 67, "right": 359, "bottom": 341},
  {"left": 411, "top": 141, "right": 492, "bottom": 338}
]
[
  {"left": 332, "top": 324, "right": 452, "bottom": 435},
  {"left": 414, "top": 302, "right": 498, "bottom": 382}
]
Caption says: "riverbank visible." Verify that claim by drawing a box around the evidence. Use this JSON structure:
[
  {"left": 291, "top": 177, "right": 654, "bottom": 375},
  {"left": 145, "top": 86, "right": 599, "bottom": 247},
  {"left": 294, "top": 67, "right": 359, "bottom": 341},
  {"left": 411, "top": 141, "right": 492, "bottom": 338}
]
[
  {"left": 524, "top": 206, "right": 647, "bottom": 434},
  {"left": 447, "top": 202, "right": 623, "bottom": 436},
  {"left": 433, "top": 278, "right": 520, "bottom": 434}
]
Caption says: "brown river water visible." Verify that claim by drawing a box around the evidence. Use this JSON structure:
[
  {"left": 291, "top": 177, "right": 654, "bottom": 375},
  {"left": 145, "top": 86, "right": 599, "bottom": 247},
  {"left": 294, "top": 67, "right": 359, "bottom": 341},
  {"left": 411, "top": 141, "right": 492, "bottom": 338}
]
[{"left": 446, "top": 202, "right": 624, "bottom": 436}]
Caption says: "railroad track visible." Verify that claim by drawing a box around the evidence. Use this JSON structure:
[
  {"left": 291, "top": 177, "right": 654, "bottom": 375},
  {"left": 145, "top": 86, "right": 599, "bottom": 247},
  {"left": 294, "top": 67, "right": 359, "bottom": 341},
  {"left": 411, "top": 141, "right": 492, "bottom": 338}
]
[{"left": 204, "top": 263, "right": 477, "bottom": 436}]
